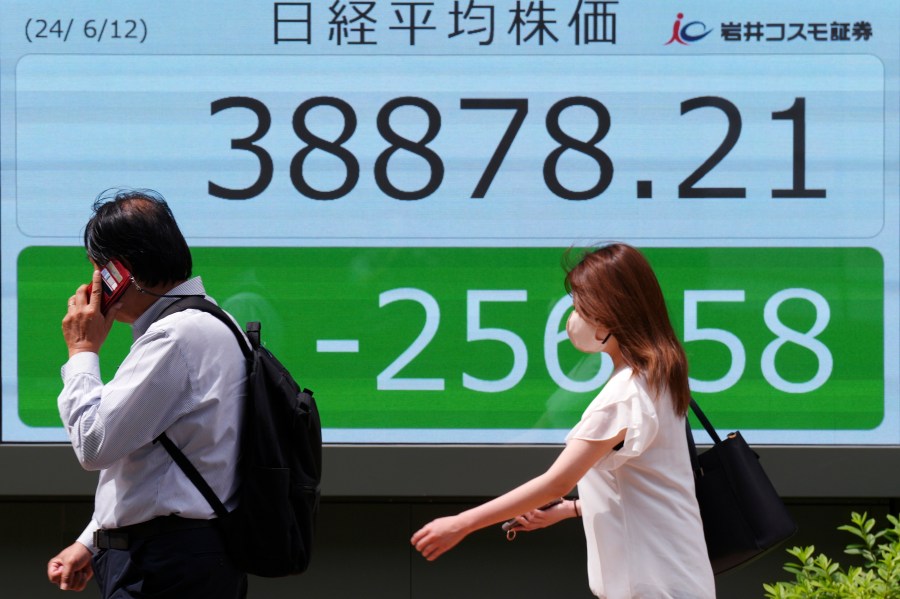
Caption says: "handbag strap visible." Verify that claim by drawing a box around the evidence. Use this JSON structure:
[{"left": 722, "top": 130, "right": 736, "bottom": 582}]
[
  {"left": 686, "top": 418, "right": 701, "bottom": 473},
  {"left": 686, "top": 397, "right": 722, "bottom": 475},
  {"left": 689, "top": 398, "right": 722, "bottom": 444}
]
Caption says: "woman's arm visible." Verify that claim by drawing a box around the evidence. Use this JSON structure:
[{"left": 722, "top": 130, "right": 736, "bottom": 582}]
[{"left": 411, "top": 428, "right": 625, "bottom": 561}]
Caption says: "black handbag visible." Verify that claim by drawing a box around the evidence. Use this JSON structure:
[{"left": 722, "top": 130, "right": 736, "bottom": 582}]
[{"left": 686, "top": 398, "right": 798, "bottom": 574}]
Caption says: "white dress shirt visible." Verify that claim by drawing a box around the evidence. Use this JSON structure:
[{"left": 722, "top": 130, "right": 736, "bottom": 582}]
[
  {"left": 567, "top": 367, "right": 715, "bottom": 599},
  {"left": 58, "top": 277, "right": 246, "bottom": 550}
]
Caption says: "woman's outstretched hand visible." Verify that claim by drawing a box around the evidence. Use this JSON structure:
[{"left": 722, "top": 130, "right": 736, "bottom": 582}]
[{"left": 411, "top": 515, "right": 470, "bottom": 561}]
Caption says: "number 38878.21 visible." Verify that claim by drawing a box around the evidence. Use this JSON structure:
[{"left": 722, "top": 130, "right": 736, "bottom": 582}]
[{"left": 208, "top": 95, "right": 822, "bottom": 203}]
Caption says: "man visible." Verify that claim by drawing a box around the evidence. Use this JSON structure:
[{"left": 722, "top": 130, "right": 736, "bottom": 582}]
[{"left": 46, "top": 188, "right": 247, "bottom": 598}]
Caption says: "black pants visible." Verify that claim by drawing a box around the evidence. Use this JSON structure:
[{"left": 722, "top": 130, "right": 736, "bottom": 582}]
[{"left": 91, "top": 525, "right": 247, "bottom": 599}]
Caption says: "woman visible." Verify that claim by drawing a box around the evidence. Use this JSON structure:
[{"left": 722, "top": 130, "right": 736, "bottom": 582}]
[{"left": 411, "top": 243, "right": 715, "bottom": 599}]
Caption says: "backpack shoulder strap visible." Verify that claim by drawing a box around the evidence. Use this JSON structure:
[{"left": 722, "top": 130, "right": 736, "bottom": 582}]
[
  {"left": 155, "top": 432, "right": 229, "bottom": 518},
  {"left": 152, "top": 295, "right": 251, "bottom": 517},
  {"left": 154, "top": 296, "right": 253, "bottom": 357}
]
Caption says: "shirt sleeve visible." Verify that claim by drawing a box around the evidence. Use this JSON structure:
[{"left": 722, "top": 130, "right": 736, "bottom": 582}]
[
  {"left": 76, "top": 518, "right": 100, "bottom": 553},
  {"left": 566, "top": 384, "right": 659, "bottom": 471},
  {"left": 57, "top": 326, "right": 196, "bottom": 471}
]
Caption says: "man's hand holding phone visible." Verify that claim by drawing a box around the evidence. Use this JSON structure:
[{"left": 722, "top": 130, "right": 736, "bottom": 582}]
[{"left": 62, "top": 268, "right": 121, "bottom": 358}]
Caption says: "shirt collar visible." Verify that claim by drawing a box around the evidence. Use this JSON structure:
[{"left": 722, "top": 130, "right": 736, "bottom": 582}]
[{"left": 132, "top": 276, "right": 207, "bottom": 339}]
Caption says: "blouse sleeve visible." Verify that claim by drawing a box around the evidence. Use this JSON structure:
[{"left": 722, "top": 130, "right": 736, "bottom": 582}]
[{"left": 566, "top": 385, "right": 659, "bottom": 471}]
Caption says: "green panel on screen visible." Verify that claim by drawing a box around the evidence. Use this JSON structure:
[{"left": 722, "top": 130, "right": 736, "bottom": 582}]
[{"left": 18, "top": 246, "right": 883, "bottom": 431}]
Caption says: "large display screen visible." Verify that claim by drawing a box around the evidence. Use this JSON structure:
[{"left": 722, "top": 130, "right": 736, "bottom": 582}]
[{"left": 2, "top": 1, "right": 897, "bottom": 444}]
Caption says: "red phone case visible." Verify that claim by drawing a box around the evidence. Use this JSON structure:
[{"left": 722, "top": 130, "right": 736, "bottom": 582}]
[{"left": 98, "top": 259, "right": 131, "bottom": 314}]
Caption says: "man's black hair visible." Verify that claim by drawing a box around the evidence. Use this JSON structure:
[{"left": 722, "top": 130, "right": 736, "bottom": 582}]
[{"left": 84, "top": 188, "right": 192, "bottom": 287}]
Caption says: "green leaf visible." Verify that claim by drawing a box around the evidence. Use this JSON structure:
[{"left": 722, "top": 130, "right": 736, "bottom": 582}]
[{"left": 764, "top": 512, "right": 900, "bottom": 598}]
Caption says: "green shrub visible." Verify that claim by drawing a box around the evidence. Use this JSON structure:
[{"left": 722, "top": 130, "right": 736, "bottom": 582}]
[{"left": 763, "top": 512, "right": 900, "bottom": 598}]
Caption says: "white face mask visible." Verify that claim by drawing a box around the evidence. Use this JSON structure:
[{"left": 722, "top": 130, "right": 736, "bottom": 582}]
[{"left": 566, "top": 310, "right": 605, "bottom": 353}]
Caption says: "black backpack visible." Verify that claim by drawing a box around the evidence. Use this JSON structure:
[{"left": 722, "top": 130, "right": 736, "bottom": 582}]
[{"left": 152, "top": 296, "right": 322, "bottom": 577}]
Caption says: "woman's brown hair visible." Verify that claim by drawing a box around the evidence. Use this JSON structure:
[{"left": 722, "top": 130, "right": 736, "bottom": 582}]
[{"left": 564, "top": 243, "right": 690, "bottom": 416}]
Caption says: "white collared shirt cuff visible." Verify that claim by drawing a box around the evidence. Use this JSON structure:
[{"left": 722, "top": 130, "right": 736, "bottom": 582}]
[
  {"left": 61, "top": 352, "right": 101, "bottom": 380},
  {"left": 76, "top": 519, "right": 99, "bottom": 553}
]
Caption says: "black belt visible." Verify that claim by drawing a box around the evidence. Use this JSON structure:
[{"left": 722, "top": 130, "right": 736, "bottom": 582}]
[{"left": 93, "top": 515, "right": 216, "bottom": 550}]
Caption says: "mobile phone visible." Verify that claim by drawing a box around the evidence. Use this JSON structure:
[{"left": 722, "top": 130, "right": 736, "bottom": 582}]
[
  {"left": 501, "top": 498, "right": 564, "bottom": 532},
  {"left": 97, "top": 258, "right": 131, "bottom": 315}
]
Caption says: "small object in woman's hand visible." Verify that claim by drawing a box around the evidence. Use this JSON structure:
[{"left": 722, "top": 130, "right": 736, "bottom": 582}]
[{"left": 502, "top": 498, "right": 565, "bottom": 540}]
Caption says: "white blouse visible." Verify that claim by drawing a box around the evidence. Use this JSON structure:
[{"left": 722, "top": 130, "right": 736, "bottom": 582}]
[{"left": 566, "top": 367, "right": 715, "bottom": 599}]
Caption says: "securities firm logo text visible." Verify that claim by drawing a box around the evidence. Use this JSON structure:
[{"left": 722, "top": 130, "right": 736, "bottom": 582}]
[{"left": 665, "top": 12, "right": 874, "bottom": 45}]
